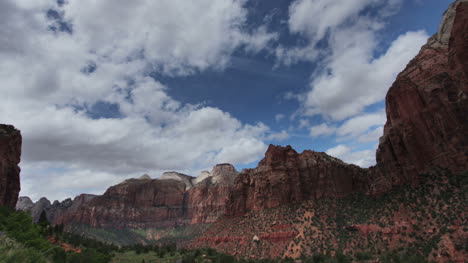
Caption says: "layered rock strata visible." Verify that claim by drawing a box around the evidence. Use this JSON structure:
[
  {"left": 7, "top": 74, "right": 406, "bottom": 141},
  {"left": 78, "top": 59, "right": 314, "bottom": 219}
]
[
  {"left": 226, "top": 145, "right": 368, "bottom": 215},
  {"left": 371, "top": 0, "right": 468, "bottom": 193},
  {"left": 55, "top": 164, "right": 240, "bottom": 229}
]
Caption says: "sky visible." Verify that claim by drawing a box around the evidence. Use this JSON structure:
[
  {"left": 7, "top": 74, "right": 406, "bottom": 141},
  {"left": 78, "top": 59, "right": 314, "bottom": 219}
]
[{"left": 0, "top": 0, "right": 453, "bottom": 201}]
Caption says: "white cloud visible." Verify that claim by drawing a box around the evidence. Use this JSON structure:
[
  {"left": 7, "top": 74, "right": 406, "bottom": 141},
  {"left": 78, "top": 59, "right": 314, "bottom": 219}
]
[
  {"left": 266, "top": 130, "right": 289, "bottom": 141},
  {"left": 310, "top": 123, "right": 336, "bottom": 137},
  {"left": 0, "top": 0, "right": 278, "bottom": 201},
  {"left": 275, "top": 45, "right": 319, "bottom": 66},
  {"left": 288, "top": 0, "right": 380, "bottom": 40},
  {"left": 308, "top": 111, "right": 385, "bottom": 139},
  {"left": 281, "top": 0, "right": 427, "bottom": 120},
  {"left": 326, "top": 144, "right": 376, "bottom": 168},
  {"left": 358, "top": 127, "right": 384, "bottom": 143},
  {"left": 336, "top": 111, "right": 386, "bottom": 137},
  {"left": 64, "top": 0, "right": 277, "bottom": 76},
  {"left": 278, "top": 0, "right": 426, "bottom": 169},
  {"left": 298, "top": 119, "right": 310, "bottom": 129},
  {"left": 304, "top": 29, "right": 428, "bottom": 120}
]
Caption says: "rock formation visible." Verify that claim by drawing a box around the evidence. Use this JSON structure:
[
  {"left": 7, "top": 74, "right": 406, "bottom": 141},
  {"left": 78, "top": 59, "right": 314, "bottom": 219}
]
[
  {"left": 371, "top": 0, "right": 468, "bottom": 193},
  {"left": 160, "top": 172, "right": 195, "bottom": 189},
  {"left": 17, "top": 194, "right": 97, "bottom": 224},
  {"left": 186, "top": 164, "right": 239, "bottom": 224},
  {"left": 0, "top": 124, "right": 21, "bottom": 208},
  {"left": 226, "top": 145, "right": 368, "bottom": 215},
  {"left": 56, "top": 164, "right": 240, "bottom": 228},
  {"left": 16, "top": 196, "right": 34, "bottom": 211}
]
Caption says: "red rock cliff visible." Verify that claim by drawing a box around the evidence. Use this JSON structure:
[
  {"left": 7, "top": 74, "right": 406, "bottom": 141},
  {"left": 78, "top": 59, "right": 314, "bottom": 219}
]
[
  {"left": 226, "top": 145, "right": 368, "bottom": 215},
  {"left": 59, "top": 178, "right": 188, "bottom": 229},
  {"left": 186, "top": 164, "right": 239, "bottom": 224},
  {"left": 372, "top": 0, "right": 468, "bottom": 192},
  {"left": 58, "top": 165, "right": 239, "bottom": 229},
  {"left": 0, "top": 124, "right": 21, "bottom": 208}
]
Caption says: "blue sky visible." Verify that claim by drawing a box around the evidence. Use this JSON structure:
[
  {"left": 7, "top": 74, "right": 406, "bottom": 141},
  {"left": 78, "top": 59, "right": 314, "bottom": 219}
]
[{"left": 0, "top": 0, "right": 453, "bottom": 201}]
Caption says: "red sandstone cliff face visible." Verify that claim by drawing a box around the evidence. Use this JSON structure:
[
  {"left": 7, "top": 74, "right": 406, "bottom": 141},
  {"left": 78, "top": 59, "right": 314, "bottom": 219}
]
[
  {"left": 0, "top": 124, "right": 21, "bottom": 208},
  {"left": 58, "top": 178, "right": 187, "bottom": 229},
  {"left": 186, "top": 164, "right": 239, "bottom": 224},
  {"left": 372, "top": 0, "right": 468, "bottom": 193},
  {"left": 58, "top": 164, "right": 239, "bottom": 228},
  {"left": 226, "top": 145, "right": 368, "bottom": 215},
  {"left": 56, "top": 146, "right": 369, "bottom": 228}
]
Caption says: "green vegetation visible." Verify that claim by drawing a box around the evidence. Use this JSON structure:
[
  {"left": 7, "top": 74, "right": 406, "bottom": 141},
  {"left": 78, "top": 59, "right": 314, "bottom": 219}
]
[
  {"left": 1, "top": 206, "right": 354, "bottom": 263},
  {"left": 111, "top": 247, "right": 352, "bottom": 263},
  {"left": 0, "top": 206, "right": 112, "bottom": 263},
  {"left": 70, "top": 223, "right": 211, "bottom": 246},
  {"left": 283, "top": 170, "right": 466, "bottom": 262}
]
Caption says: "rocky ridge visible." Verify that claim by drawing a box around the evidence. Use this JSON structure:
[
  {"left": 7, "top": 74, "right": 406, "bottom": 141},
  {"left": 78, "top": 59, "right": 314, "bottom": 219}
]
[
  {"left": 51, "top": 164, "right": 241, "bottom": 229},
  {"left": 226, "top": 145, "right": 368, "bottom": 215},
  {"left": 16, "top": 194, "right": 97, "bottom": 224}
]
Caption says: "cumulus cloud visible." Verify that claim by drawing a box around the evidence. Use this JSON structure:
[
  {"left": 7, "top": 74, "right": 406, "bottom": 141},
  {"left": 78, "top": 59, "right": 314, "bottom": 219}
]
[
  {"left": 305, "top": 30, "right": 428, "bottom": 120},
  {"left": 288, "top": 0, "right": 380, "bottom": 40},
  {"left": 266, "top": 130, "right": 290, "bottom": 141},
  {"left": 0, "top": 0, "right": 278, "bottom": 201},
  {"left": 281, "top": 0, "right": 428, "bottom": 120},
  {"left": 326, "top": 145, "right": 375, "bottom": 168},
  {"left": 309, "top": 123, "right": 336, "bottom": 137},
  {"left": 309, "top": 111, "right": 385, "bottom": 140},
  {"left": 336, "top": 111, "right": 386, "bottom": 137},
  {"left": 279, "top": 0, "right": 428, "bottom": 168},
  {"left": 358, "top": 127, "right": 384, "bottom": 143},
  {"left": 64, "top": 0, "right": 277, "bottom": 76}
]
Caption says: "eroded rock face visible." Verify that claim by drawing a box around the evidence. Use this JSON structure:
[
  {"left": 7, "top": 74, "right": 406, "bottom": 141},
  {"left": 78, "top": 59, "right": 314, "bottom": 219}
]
[
  {"left": 373, "top": 0, "right": 468, "bottom": 193},
  {"left": 59, "top": 164, "right": 239, "bottom": 228},
  {"left": 16, "top": 194, "right": 97, "bottom": 224},
  {"left": 186, "top": 164, "right": 239, "bottom": 224},
  {"left": 60, "top": 179, "right": 187, "bottom": 229},
  {"left": 226, "top": 145, "right": 368, "bottom": 215},
  {"left": 160, "top": 172, "right": 194, "bottom": 189},
  {"left": 0, "top": 124, "right": 21, "bottom": 208},
  {"left": 16, "top": 196, "right": 34, "bottom": 211}
]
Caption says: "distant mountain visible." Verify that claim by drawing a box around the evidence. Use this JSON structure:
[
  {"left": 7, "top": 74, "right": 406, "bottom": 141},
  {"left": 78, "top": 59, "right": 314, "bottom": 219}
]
[{"left": 16, "top": 194, "right": 97, "bottom": 224}]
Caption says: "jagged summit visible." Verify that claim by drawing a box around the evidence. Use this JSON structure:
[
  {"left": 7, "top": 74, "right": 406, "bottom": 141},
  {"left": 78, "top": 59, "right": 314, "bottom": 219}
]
[
  {"left": 427, "top": 0, "right": 467, "bottom": 49},
  {"left": 160, "top": 171, "right": 194, "bottom": 189},
  {"left": 192, "top": 170, "right": 211, "bottom": 185},
  {"left": 16, "top": 196, "right": 34, "bottom": 211}
]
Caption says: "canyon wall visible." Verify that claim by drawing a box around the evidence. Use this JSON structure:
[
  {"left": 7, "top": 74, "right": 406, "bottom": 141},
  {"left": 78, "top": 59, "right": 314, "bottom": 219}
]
[
  {"left": 370, "top": 0, "right": 468, "bottom": 194},
  {"left": 226, "top": 145, "right": 368, "bottom": 215},
  {"left": 17, "top": 194, "right": 96, "bottom": 224},
  {"left": 54, "top": 164, "right": 240, "bottom": 229},
  {"left": 0, "top": 124, "right": 21, "bottom": 208}
]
